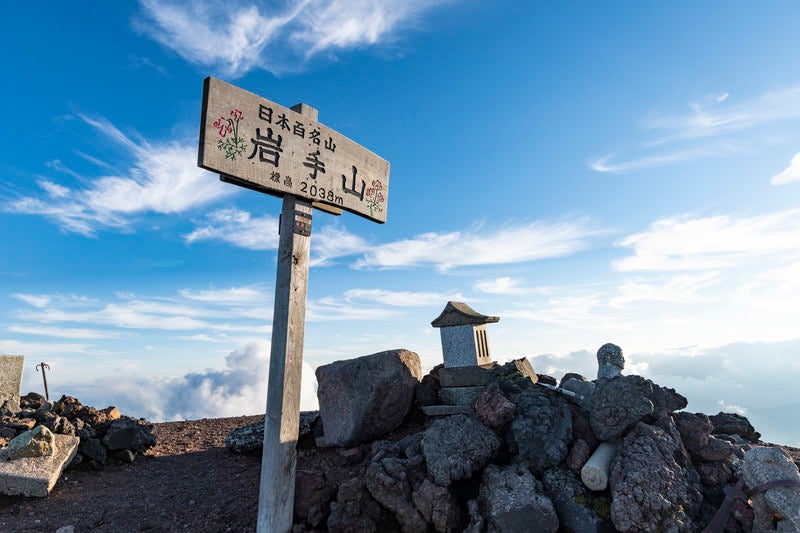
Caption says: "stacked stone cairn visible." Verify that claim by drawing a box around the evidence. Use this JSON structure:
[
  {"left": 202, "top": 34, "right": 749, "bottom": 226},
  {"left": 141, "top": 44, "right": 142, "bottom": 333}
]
[
  {"left": 229, "top": 345, "right": 800, "bottom": 532},
  {"left": 1, "top": 393, "right": 156, "bottom": 469}
]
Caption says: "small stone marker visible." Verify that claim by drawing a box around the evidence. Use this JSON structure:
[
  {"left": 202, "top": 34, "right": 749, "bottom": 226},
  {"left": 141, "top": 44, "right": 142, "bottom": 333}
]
[
  {"left": 0, "top": 355, "right": 24, "bottom": 405},
  {"left": 431, "top": 302, "right": 499, "bottom": 368}
]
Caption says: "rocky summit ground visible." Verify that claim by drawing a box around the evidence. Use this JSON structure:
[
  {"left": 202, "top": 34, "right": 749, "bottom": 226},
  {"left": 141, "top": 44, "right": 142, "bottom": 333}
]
[
  {"left": 0, "top": 411, "right": 423, "bottom": 533},
  {"left": 0, "top": 412, "right": 797, "bottom": 533},
  {"left": 0, "top": 415, "right": 269, "bottom": 532}
]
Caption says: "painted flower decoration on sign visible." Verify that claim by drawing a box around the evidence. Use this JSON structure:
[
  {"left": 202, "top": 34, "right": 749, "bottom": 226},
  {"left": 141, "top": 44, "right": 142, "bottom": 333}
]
[
  {"left": 365, "top": 179, "right": 385, "bottom": 217},
  {"left": 214, "top": 109, "right": 247, "bottom": 161}
]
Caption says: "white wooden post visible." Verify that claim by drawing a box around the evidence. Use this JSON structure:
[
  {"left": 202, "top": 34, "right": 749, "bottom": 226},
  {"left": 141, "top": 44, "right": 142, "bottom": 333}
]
[{"left": 257, "top": 104, "right": 317, "bottom": 533}]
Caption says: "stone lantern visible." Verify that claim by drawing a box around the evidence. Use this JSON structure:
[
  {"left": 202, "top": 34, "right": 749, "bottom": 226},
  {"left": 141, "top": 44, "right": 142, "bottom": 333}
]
[{"left": 431, "top": 301, "right": 499, "bottom": 368}]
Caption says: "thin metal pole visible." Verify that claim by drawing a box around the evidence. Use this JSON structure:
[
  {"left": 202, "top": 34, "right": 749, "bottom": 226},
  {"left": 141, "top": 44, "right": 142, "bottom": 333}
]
[{"left": 35, "top": 362, "right": 50, "bottom": 401}]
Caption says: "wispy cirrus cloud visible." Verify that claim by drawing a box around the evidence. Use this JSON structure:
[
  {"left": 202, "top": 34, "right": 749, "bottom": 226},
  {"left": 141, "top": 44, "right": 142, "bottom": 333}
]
[
  {"left": 614, "top": 209, "right": 800, "bottom": 271},
  {"left": 11, "top": 287, "right": 273, "bottom": 340},
  {"left": 771, "top": 152, "right": 800, "bottom": 185},
  {"left": 354, "top": 218, "right": 601, "bottom": 272},
  {"left": 609, "top": 272, "right": 720, "bottom": 308},
  {"left": 135, "top": 0, "right": 453, "bottom": 77},
  {"left": 4, "top": 114, "right": 231, "bottom": 236},
  {"left": 184, "top": 208, "right": 279, "bottom": 251},
  {"left": 590, "top": 87, "right": 800, "bottom": 174}
]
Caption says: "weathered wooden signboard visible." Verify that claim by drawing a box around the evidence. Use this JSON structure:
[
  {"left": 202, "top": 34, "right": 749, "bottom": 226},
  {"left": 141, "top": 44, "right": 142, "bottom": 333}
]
[
  {"left": 198, "top": 78, "right": 390, "bottom": 533},
  {"left": 199, "top": 77, "right": 390, "bottom": 223}
]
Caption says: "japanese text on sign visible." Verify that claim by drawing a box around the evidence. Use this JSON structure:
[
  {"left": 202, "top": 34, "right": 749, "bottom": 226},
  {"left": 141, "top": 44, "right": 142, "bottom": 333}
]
[{"left": 198, "top": 77, "right": 390, "bottom": 223}]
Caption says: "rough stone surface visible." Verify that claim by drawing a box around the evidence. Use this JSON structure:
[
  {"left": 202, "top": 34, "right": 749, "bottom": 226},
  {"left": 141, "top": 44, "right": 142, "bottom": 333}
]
[
  {"left": 0, "top": 434, "right": 79, "bottom": 497},
  {"left": 294, "top": 468, "right": 334, "bottom": 528},
  {"left": 475, "top": 463, "right": 558, "bottom": 533},
  {"left": 475, "top": 383, "right": 515, "bottom": 431},
  {"left": 674, "top": 411, "right": 713, "bottom": 453},
  {"left": 102, "top": 417, "right": 157, "bottom": 452},
  {"left": 559, "top": 372, "right": 588, "bottom": 386},
  {"left": 437, "top": 364, "right": 497, "bottom": 388},
  {"left": 560, "top": 377, "right": 596, "bottom": 407},
  {"left": 365, "top": 438, "right": 427, "bottom": 533},
  {"left": 711, "top": 412, "right": 761, "bottom": 442},
  {"left": 741, "top": 446, "right": 800, "bottom": 532},
  {"left": 596, "top": 343, "right": 624, "bottom": 380},
  {"left": 439, "top": 386, "right": 484, "bottom": 407},
  {"left": 566, "top": 438, "right": 592, "bottom": 475},
  {"left": 0, "top": 355, "right": 24, "bottom": 405},
  {"left": 649, "top": 383, "right": 688, "bottom": 414},
  {"left": 697, "top": 460, "right": 733, "bottom": 487},
  {"left": 415, "top": 365, "right": 442, "bottom": 407},
  {"left": 6, "top": 425, "right": 55, "bottom": 460},
  {"left": 508, "top": 388, "right": 572, "bottom": 475},
  {"left": 589, "top": 375, "right": 654, "bottom": 441},
  {"left": 327, "top": 477, "right": 383, "bottom": 533},
  {"left": 609, "top": 422, "right": 703, "bottom": 532},
  {"left": 316, "top": 349, "right": 421, "bottom": 447},
  {"left": 695, "top": 436, "right": 734, "bottom": 463},
  {"left": 543, "top": 467, "right": 606, "bottom": 533},
  {"left": 422, "top": 414, "right": 500, "bottom": 487},
  {"left": 412, "top": 478, "right": 462, "bottom": 533}
]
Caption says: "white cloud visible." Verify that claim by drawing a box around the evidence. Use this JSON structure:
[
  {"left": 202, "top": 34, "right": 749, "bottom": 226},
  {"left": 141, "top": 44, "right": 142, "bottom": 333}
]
[
  {"left": 179, "top": 285, "right": 269, "bottom": 304},
  {"left": 610, "top": 272, "right": 719, "bottom": 307},
  {"left": 474, "top": 276, "right": 530, "bottom": 295},
  {"left": 614, "top": 209, "right": 800, "bottom": 271},
  {"left": 7, "top": 325, "right": 126, "bottom": 340},
  {"left": 11, "top": 287, "right": 273, "bottom": 338},
  {"left": 307, "top": 296, "right": 402, "bottom": 322},
  {"left": 355, "top": 218, "right": 600, "bottom": 272},
  {"left": 184, "top": 208, "right": 279, "bottom": 250},
  {"left": 311, "top": 224, "right": 370, "bottom": 266},
  {"left": 343, "top": 288, "right": 455, "bottom": 307},
  {"left": 68, "top": 340, "right": 318, "bottom": 422},
  {"left": 771, "top": 152, "right": 800, "bottom": 185},
  {"left": 5, "top": 115, "right": 231, "bottom": 236},
  {"left": 13, "top": 294, "right": 51, "bottom": 308},
  {"left": 591, "top": 86, "right": 800, "bottom": 173},
  {"left": 136, "top": 0, "right": 452, "bottom": 77}
]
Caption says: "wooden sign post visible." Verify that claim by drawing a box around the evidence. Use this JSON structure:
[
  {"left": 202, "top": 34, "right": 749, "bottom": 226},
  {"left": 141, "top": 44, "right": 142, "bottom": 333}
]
[{"left": 198, "top": 78, "right": 390, "bottom": 533}]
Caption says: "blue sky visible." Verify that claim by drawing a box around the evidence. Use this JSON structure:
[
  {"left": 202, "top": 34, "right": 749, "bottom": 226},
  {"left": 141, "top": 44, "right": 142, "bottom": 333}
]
[{"left": 1, "top": 1, "right": 798, "bottom": 445}]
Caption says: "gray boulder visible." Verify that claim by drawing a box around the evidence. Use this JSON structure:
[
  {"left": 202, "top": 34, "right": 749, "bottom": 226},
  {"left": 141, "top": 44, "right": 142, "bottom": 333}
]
[
  {"left": 472, "top": 463, "right": 558, "bottom": 533},
  {"left": 609, "top": 422, "right": 703, "bottom": 532},
  {"left": 508, "top": 387, "right": 572, "bottom": 475},
  {"left": 589, "top": 375, "right": 654, "bottom": 441},
  {"left": 741, "top": 446, "right": 800, "bottom": 532},
  {"left": 673, "top": 411, "right": 713, "bottom": 453},
  {"left": 102, "top": 417, "right": 156, "bottom": 453},
  {"left": 422, "top": 414, "right": 500, "bottom": 487},
  {"left": 316, "top": 349, "right": 421, "bottom": 447},
  {"left": 6, "top": 425, "right": 55, "bottom": 460},
  {"left": 710, "top": 412, "right": 760, "bottom": 442}
]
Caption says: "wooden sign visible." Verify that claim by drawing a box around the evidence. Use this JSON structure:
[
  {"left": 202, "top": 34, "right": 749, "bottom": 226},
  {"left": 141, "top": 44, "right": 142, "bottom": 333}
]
[{"left": 199, "top": 77, "right": 390, "bottom": 223}]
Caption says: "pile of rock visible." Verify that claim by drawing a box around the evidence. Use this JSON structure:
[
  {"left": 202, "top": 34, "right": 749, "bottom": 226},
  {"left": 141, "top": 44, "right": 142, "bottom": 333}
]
[
  {"left": 230, "top": 345, "right": 800, "bottom": 532},
  {"left": 1, "top": 393, "right": 156, "bottom": 469}
]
